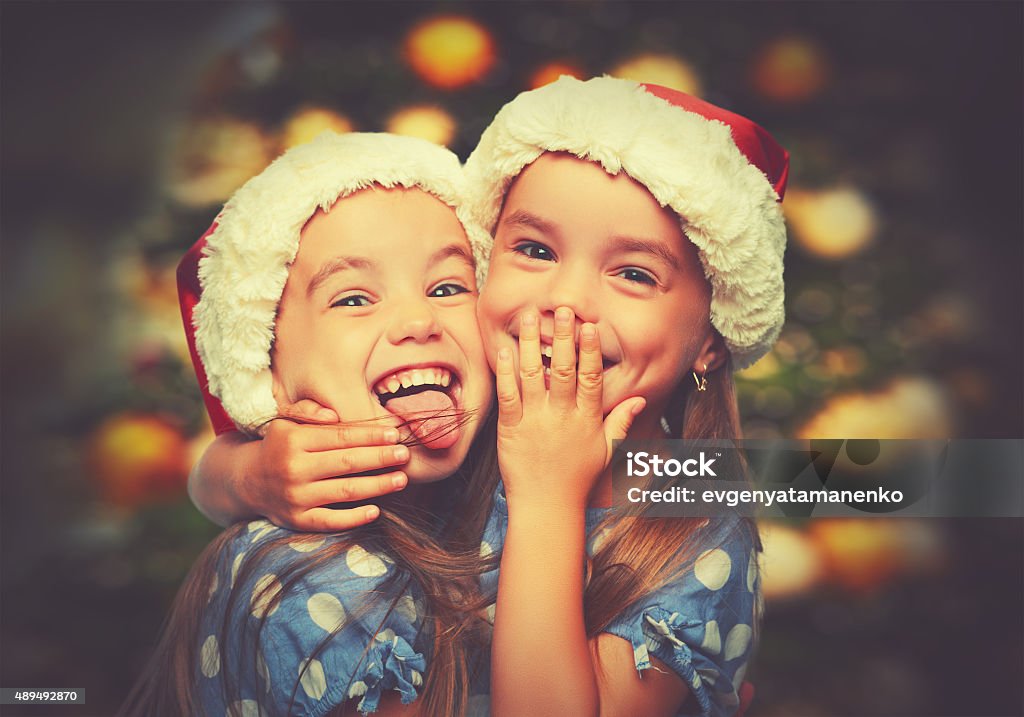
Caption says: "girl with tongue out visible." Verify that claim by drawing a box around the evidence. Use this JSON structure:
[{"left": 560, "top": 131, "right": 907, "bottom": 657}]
[
  {"left": 174, "top": 77, "right": 788, "bottom": 716},
  {"left": 123, "top": 132, "right": 499, "bottom": 716}
]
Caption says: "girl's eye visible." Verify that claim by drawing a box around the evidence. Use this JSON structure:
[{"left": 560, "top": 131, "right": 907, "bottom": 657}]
[
  {"left": 331, "top": 294, "right": 372, "bottom": 308},
  {"left": 429, "top": 283, "right": 471, "bottom": 298},
  {"left": 513, "top": 241, "right": 555, "bottom": 261},
  {"left": 617, "top": 268, "right": 658, "bottom": 286}
]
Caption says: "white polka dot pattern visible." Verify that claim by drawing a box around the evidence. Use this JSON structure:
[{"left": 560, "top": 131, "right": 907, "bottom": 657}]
[
  {"left": 701, "top": 619, "right": 721, "bottom": 655},
  {"left": 694, "top": 548, "right": 732, "bottom": 590},
  {"left": 346, "top": 545, "right": 388, "bottom": 577},
  {"left": 231, "top": 552, "right": 245, "bottom": 587},
  {"left": 228, "top": 699, "right": 263, "bottom": 717},
  {"left": 396, "top": 594, "right": 417, "bottom": 622},
  {"left": 723, "top": 623, "right": 752, "bottom": 661},
  {"left": 250, "top": 574, "right": 282, "bottom": 618},
  {"left": 200, "top": 634, "right": 219, "bottom": 678},
  {"left": 375, "top": 627, "right": 396, "bottom": 643},
  {"left": 299, "top": 657, "right": 327, "bottom": 700},
  {"left": 290, "top": 535, "right": 326, "bottom": 553},
  {"left": 307, "top": 592, "right": 346, "bottom": 633}
]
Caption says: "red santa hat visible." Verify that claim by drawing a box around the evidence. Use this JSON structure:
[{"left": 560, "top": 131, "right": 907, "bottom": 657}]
[
  {"left": 189, "top": 132, "right": 491, "bottom": 434},
  {"left": 464, "top": 75, "right": 790, "bottom": 370}
]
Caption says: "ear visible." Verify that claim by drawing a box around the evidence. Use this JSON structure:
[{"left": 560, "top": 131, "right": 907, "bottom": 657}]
[{"left": 693, "top": 330, "right": 728, "bottom": 374}]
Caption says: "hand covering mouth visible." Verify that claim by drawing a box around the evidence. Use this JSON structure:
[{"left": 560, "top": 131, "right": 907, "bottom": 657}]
[
  {"left": 372, "top": 366, "right": 463, "bottom": 450},
  {"left": 511, "top": 337, "right": 618, "bottom": 375}
]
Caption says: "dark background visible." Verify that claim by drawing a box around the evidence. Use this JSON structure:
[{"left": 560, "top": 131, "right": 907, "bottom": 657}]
[{"left": 2, "top": 2, "right": 1022, "bottom": 715}]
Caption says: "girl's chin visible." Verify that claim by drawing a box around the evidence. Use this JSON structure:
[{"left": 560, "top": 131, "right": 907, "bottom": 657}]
[{"left": 405, "top": 444, "right": 468, "bottom": 484}]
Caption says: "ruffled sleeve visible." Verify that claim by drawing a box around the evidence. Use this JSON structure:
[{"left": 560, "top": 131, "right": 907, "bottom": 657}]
[
  {"left": 601, "top": 518, "right": 762, "bottom": 717},
  {"left": 197, "top": 521, "right": 428, "bottom": 716}
]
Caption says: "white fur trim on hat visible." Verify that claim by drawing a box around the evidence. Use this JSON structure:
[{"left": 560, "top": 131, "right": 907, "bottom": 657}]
[
  {"left": 464, "top": 76, "right": 787, "bottom": 370},
  {"left": 193, "top": 132, "right": 492, "bottom": 434}
]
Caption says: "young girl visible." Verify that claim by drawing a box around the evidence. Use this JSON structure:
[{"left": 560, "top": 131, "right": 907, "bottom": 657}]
[
  {"left": 121, "top": 131, "right": 499, "bottom": 716},
  {"left": 176, "top": 76, "right": 789, "bottom": 716},
  {"left": 463, "top": 75, "right": 788, "bottom": 716}
]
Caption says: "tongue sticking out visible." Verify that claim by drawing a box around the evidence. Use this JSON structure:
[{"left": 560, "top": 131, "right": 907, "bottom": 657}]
[{"left": 384, "top": 390, "right": 459, "bottom": 450}]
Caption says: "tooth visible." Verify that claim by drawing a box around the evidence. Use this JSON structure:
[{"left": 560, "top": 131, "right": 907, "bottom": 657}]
[
  {"left": 412, "top": 370, "right": 425, "bottom": 386},
  {"left": 388, "top": 378, "right": 401, "bottom": 393},
  {"left": 400, "top": 372, "right": 413, "bottom": 388},
  {"left": 441, "top": 370, "right": 451, "bottom": 387},
  {"left": 424, "top": 368, "right": 437, "bottom": 385},
  {"left": 542, "top": 345, "right": 553, "bottom": 358}
]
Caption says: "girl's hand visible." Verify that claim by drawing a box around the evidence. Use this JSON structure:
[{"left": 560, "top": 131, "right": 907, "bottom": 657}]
[
  {"left": 495, "top": 307, "right": 645, "bottom": 510},
  {"left": 249, "top": 400, "right": 412, "bottom": 531},
  {"left": 189, "top": 401, "right": 411, "bottom": 531}
]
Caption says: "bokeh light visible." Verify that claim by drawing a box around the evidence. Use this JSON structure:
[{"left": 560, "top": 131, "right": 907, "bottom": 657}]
[
  {"left": 759, "top": 523, "right": 826, "bottom": 600},
  {"left": 798, "top": 377, "right": 953, "bottom": 439},
  {"left": 169, "top": 117, "right": 273, "bottom": 207},
  {"left": 751, "top": 35, "right": 829, "bottom": 102},
  {"left": 528, "top": 61, "right": 585, "bottom": 89},
  {"left": 280, "top": 107, "right": 354, "bottom": 150},
  {"left": 87, "top": 413, "right": 189, "bottom": 507},
  {"left": 385, "top": 105, "right": 457, "bottom": 146},
  {"left": 786, "top": 187, "right": 879, "bottom": 260},
  {"left": 608, "top": 53, "right": 701, "bottom": 95},
  {"left": 404, "top": 16, "right": 496, "bottom": 90}
]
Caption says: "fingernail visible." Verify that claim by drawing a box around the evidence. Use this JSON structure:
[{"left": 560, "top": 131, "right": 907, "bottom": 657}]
[
  {"left": 392, "top": 473, "right": 407, "bottom": 488},
  {"left": 556, "top": 307, "right": 572, "bottom": 323},
  {"left": 521, "top": 313, "right": 537, "bottom": 327},
  {"left": 631, "top": 398, "right": 647, "bottom": 416},
  {"left": 581, "top": 323, "right": 596, "bottom": 339},
  {"left": 384, "top": 428, "right": 399, "bottom": 442},
  {"left": 365, "top": 505, "right": 380, "bottom": 520},
  {"left": 393, "top": 445, "right": 409, "bottom": 460}
]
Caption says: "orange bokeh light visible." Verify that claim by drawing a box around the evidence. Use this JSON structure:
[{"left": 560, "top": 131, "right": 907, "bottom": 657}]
[{"left": 404, "top": 16, "right": 496, "bottom": 90}]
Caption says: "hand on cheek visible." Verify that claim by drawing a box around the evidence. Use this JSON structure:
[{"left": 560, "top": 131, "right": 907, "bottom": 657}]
[
  {"left": 495, "top": 307, "right": 646, "bottom": 510},
  {"left": 245, "top": 398, "right": 411, "bottom": 531}
]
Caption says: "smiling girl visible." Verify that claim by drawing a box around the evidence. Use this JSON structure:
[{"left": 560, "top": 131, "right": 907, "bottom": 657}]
[
  {"left": 462, "top": 76, "right": 789, "bottom": 716},
  {"left": 121, "top": 132, "right": 497, "bottom": 716}
]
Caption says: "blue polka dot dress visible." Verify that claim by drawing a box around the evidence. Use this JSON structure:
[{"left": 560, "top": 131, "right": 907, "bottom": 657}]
[
  {"left": 475, "top": 482, "right": 762, "bottom": 717},
  {"left": 196, "top": 520, "right": 427, "bottom": 716},
  {"left": 196, "top": 487, "right": 760, "bottom": 716}
]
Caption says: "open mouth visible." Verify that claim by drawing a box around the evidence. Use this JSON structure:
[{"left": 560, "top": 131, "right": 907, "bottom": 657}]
[{"left": 372, "top": 366, "right": 463, "bottom": 450}]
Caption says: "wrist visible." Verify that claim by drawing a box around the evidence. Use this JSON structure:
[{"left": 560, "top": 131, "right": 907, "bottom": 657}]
[
  {"left": 504, "top": 492, "right": 588, "bottom": 523},
  {"left": 228, "top": 436, "right": 264, "bottom": 519}
]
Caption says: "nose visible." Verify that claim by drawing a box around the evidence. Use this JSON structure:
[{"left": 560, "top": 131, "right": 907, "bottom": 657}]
[
  {"left": 540, "top": 262, "right": 598, "bottom": 326},
  {"left": 386, "top": 295, "right": 443, "bottom": 344}
]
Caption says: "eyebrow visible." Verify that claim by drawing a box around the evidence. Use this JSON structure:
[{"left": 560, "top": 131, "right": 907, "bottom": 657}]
[
  {"left": 608, "top": 235, "right": 682, "bottom": 271},
  {"left": 306, "top": 242, "right": 475, "bottom": 298},
  {"left": 427, "top": 242, "right": 476, "bottom": 270},
  {"left": 500, "top": 209, "right": 559, "bottom": 237},
  {"left": 307, "top": 256, "right": 377, "bottom": 297}
]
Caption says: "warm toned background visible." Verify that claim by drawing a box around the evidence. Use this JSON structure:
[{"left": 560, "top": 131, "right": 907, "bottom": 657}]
[{"left": 2, "top": 2, "right": 1022, "bottom": 715}]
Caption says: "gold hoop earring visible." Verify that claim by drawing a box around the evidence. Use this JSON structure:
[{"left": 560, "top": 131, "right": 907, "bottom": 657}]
[{"left": 692, "top": 363, "right": 708, "bottom": 392}]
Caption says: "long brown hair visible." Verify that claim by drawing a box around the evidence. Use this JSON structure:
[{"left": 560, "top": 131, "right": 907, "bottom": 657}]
[
  {"left": 119, "top": 410, "right": 500, "bottom": 717},
  {"left": 581, "top": 360, "right": 761, "bottom": 636}
]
